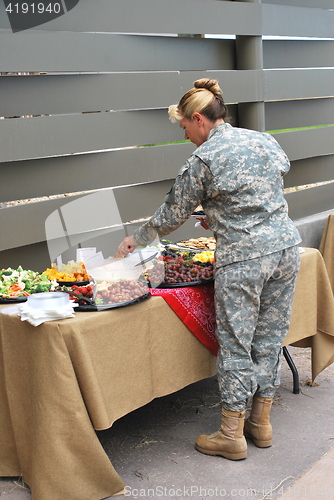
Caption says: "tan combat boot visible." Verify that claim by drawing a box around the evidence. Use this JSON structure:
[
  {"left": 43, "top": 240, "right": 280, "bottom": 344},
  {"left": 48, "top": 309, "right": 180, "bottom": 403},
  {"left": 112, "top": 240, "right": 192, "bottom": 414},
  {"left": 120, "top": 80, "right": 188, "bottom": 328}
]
[
  {"left": 195, "top": 409, "right": 247, "bottom": 460},
  {"left": 244, "top": 397, "right": 273, "bottom": 448}
]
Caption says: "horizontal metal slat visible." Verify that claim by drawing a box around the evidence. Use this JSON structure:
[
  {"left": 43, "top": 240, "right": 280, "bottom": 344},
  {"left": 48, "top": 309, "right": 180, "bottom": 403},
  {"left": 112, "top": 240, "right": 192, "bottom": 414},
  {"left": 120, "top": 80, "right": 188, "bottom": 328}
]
[
  {"left": 265, "top": 98, "right": 334, "bottom": 132},
  {"left": 286, "top": 156, "right": 334, "bottom": 189},
  {"left": 2, "top": 1, "right": 332, "bottom": 39},
  {"left": 0, "top": 195, "right": 83, "bottom": 251},
  {"left": 263, "top": 40, "right": 334, "bottom": 69},
  {"left": 287, "top": 182, "right": 334, "bottom": 221},
  {"left": 0, "top": 142, "right": 195, "bottom": 203},
  {"left": 264, "top": 69, "right": 334, "bottom": 103},
  {"left": 0, "top": 102, "right": 243, "bottom": 165},
  {"left": 263, "top": 0, "right": 334, "bottom": 7},
  {"left": 0, "top": 181, "right": 175, "bottom": 251},
  {"left": 262, "top": 4, "right": 334, "bottom": 38},
  {"left": 0, "top": 70, "right": 262, "bottom": 118},
  {"left": 0, "top": 0, "right": 261, "bottom": 35},
  {"left": 0, "top": 72, "right": 183, "bottom": 117},
  {"left": 0, "top": 109, "right": 183, "bottom": 163},
  {"left": 0, "top": 31, "right": 235, "bottom": 73},
  {"left": 273, "top": 127, "right": 334, "bottom": 162},
  {"left": 0, "top": 241, "right": 52, "bottom": 273}
]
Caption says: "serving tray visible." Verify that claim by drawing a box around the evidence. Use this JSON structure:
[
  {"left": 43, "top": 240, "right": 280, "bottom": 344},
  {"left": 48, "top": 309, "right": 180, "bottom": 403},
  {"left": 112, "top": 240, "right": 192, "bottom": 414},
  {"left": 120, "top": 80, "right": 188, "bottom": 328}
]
[
  {"left": 57, "top": 280, "right": 90, "bottom": 287},
  {"left": 0, "top": 296, "right": 28, "bottom": 303},
  {"left": 155, "top": 278, "right": 214, "bottom": 289},
  {"left": 74, "top": 292, "right": 151, "bottom": 311}
]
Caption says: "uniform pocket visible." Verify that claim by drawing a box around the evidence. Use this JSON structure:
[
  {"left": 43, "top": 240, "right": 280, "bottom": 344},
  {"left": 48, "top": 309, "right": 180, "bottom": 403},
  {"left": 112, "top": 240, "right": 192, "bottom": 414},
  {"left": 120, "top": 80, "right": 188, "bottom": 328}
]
[
  {"left": 222, "top": 356, "right": 252, "bottom": 371},
  {"left": 164, "top": 185, "right": 176, "bottom": 203}
]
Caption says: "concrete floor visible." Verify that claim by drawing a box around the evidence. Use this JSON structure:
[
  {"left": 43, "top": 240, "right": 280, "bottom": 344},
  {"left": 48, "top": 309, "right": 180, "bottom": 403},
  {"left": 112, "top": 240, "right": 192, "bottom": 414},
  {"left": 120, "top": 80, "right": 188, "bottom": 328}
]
[{"left": 1, "top": 346, "right": 334, "bottom": 500}]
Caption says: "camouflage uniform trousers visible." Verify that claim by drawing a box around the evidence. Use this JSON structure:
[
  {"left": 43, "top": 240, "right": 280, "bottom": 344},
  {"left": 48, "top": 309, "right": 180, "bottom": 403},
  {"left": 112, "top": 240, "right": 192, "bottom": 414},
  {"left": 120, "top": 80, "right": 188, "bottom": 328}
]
[{"left": 214, "top": 245, "right": 300, "bottom": 412}]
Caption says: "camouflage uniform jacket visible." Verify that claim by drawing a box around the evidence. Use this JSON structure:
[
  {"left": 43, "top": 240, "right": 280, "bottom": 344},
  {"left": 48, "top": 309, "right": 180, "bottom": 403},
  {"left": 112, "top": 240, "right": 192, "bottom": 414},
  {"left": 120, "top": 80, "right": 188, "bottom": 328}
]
[{"left": 133, "top": 122, "right": 301, "bottom": 266}]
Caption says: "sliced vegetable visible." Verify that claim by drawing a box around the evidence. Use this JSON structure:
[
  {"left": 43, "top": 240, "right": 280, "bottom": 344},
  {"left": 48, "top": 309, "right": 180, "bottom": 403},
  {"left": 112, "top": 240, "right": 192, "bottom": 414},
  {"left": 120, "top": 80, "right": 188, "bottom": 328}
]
[{"left": 0, "top": 267, "right": 55, "bottom": 298}]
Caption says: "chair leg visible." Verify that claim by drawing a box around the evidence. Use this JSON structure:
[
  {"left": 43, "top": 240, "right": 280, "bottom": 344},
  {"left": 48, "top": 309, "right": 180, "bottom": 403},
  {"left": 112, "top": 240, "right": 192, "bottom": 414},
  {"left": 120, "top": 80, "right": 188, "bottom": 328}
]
[{"left": 283, "top": 346, "right": 300, "bottom": 394}]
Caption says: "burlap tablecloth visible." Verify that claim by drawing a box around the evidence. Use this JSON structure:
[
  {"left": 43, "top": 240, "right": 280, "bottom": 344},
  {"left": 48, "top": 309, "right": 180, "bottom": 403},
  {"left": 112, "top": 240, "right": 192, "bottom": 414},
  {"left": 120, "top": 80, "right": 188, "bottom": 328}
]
[
  {"left": 0, "top": 296, "right": 216, "bottom": 500},
  {"left": 1, "top": 247, "right": 334, "bottom": 499},
  {"left": 319, "top": 212, "right": 334, "bottom": 294},
  {"left": 284, "top": 247, "right": 334, "bottom": 380}
]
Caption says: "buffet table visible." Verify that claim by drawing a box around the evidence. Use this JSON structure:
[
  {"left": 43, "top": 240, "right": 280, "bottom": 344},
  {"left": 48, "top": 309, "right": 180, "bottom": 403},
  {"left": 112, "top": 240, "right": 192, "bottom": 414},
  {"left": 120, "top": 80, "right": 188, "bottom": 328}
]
[
  {"left": 0, "top": 293, "right": 216, "bottom": 500},
  {"left": 1, "top": 247, "right": 334, "bottom": 500},
  {"left": 284, "top": 247, "right": 334, "bottom": 380},
  {"left": 319, "top": 212, "right": 334, "bottom": 294}
]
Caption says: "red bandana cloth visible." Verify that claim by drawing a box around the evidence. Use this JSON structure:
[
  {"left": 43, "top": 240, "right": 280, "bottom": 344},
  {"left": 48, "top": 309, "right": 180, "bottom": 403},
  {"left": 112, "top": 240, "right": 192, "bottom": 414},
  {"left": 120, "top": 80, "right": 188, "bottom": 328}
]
[{"left": 150, "top": 283, "right": 219, "bottom": 356}]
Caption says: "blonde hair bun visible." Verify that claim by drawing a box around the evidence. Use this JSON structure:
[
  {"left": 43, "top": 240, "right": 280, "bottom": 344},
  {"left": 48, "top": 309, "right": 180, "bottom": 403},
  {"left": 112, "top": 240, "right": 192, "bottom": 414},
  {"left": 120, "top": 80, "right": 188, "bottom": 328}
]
[
  {"left": 194, "top": 78, "right": 223, "bottom": 98},
  {"left": 168, "top": 78, "right": 227, "bottom": 123}
]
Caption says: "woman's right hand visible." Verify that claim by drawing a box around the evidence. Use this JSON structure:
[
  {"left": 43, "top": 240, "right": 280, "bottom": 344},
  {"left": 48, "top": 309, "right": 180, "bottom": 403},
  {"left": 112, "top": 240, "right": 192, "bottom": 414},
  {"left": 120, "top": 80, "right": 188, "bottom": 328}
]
[
  {"left": 117, "top": 235, "right": 138, "bottom": 256},
  {"left": 196, "top": 217, "right": 209, "bottom": 230}
]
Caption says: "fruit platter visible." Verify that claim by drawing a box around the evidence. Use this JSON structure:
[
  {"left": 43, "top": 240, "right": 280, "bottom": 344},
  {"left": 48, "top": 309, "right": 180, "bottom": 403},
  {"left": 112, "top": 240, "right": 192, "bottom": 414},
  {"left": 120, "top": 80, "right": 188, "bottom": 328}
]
[
  {"left": 145, "top": 242, "right": 215, "bottom": 288},
  {"left": 58, "top": 280, "right": 150, "bottom": 311},
  {"left": 42, "top": 261, "right": 90, "bottom": 285}
]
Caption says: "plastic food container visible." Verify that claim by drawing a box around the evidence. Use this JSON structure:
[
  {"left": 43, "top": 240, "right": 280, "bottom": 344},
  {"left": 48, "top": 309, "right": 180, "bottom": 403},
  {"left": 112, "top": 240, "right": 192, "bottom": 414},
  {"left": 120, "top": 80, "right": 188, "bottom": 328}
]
[{"left": 27, "top": 292, "right": 69, "bottom": 310}]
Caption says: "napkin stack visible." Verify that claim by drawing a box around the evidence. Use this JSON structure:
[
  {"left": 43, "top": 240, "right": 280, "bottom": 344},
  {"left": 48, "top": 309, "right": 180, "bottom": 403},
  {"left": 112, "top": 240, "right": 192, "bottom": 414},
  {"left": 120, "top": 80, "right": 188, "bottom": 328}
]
[{"left": 18, "top": 301, "right": 76, "bottom": 327}]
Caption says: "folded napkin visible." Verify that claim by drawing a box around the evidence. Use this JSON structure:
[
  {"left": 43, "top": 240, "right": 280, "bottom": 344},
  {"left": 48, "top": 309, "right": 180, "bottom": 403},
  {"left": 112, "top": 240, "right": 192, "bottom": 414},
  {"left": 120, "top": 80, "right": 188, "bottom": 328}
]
[{"left": 18, "top": 302, "right": 76, "bottom": 327}]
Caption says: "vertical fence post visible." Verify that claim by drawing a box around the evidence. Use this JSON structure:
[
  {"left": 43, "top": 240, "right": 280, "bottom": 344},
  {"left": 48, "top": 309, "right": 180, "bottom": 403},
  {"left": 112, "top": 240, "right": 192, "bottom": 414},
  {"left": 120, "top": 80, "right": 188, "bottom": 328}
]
[{"left": 235, "top": 0, "right": 265, "bottom": 131}]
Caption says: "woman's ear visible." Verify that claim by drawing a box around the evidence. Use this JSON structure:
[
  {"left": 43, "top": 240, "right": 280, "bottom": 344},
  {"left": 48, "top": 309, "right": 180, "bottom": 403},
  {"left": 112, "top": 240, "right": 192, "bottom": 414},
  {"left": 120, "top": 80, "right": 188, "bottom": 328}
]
[{"left": 193, "top": 112, "right": 204, "bottom": 125}]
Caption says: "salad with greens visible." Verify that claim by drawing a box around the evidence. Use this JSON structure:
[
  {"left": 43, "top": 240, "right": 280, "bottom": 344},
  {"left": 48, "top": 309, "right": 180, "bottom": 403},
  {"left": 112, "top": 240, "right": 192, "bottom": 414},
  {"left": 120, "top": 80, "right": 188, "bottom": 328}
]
[{"left": 0, "top": 266, "right": 55, "bottom": 299}]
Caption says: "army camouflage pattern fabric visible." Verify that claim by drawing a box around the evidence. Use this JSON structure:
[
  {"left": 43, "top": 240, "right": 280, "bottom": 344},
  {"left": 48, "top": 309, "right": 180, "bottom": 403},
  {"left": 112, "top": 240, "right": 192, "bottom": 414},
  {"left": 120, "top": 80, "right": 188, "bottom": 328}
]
[
  {"left": 133, "top": 122, "right": 301, "bottom": 266},
  {"left": 133, "top": 122, "right": 301, "bottom": 410},
  {"left": 215, "top": 245, "right": 300, "bottom": 411}
]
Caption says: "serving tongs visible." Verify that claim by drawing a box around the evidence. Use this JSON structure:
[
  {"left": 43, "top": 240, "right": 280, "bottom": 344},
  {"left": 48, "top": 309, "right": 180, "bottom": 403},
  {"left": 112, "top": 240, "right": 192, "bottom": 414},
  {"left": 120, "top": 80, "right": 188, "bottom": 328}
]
[
  {"left": 134, "top": 251, "right": 159, "bottom": 267},
  {"left": 64, "top": 288, "right": 96, "bottom": 305}
]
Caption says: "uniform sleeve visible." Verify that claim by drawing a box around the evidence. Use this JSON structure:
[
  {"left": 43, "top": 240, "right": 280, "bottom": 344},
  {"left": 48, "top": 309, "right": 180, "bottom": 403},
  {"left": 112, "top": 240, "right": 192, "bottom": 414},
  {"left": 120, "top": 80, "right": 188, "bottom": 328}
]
[
  {"left": 265, "top": 133, "right": 291, "bottom": 175},
  {"left": 133, "top": 157, "right": 210, "bottom": 246}
]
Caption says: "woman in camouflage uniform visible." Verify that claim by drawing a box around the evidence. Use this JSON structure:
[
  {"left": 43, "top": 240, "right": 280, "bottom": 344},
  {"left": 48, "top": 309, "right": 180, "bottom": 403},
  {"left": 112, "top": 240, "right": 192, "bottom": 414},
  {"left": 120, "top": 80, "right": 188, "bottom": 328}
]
[{"left": 118, "top": 79, "right": 301, "bottom": 460}]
